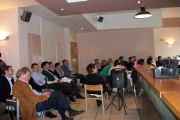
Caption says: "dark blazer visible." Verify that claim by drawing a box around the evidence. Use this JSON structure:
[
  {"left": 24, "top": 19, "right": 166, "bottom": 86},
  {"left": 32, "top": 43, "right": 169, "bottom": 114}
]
[
  {"left": 84, "top": 73, "right": 106, "bottom": 94},
  {"left": 41, "top": 70, "right": 55, "bottom": 81},
  {"left": 49, "top": 69, "right": 60, "bottom": 79},
  {"left": 0, "top": 76, "right": 14, "bottom": 102},
  {"left": 61, "top": 65, "right": 72, "bottom": 77}
]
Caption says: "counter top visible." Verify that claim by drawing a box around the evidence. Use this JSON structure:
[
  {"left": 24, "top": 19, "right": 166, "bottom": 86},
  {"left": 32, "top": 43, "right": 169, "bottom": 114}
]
[
  {"left": 136, "top": 65, "right": 180, "bottom": 97},
  {"left": 162, "top": 92, "right": 180, "bottom": 119},
  {"left": 136, "top": 65, "right": 180, "bottom": 119}
]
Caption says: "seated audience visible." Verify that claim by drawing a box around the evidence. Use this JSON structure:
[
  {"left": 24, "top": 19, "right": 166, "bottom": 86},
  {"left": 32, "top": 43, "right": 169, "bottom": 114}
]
[
  {"left": 13, "top": 67, "right": 84, "bottom": 120},
  {"left": 147, "top": 56, "right": 155, "bottom": 66},
  {"left": 109, "top": 59, "right": 125, "bottom": 75},
  {"left": 48, "top": 62, "right": 61, "bottom": 79},
  {"left": 41, "top": 62, "right": 84, "bottom": 101},
  {"left": 99, "top": 60, "right": 113, "bottom": 77},
  {"left": 61, "top": 59, "right": 85, "bottom": 84},
  {"left": 84, "top": 64, "right": 108, "bottom": 107},
  {"left": 0, "top": 65, "right": 15, "bottom": 102},
  {"left": 0, "top": 57, "right": 6, "bottom": 76},
  {"left": 119, "top": 56, "right": 128, "bottom": 67},
  {"left": 55, "top": 62, "right": 64, "bottom": 77},
  {"left": 156, "top": 56, "right": 163, "bottom": 67},
  {"left": 0, "top": 65, "right": 17, "bottom": 120},
  {"left": 98, "top": 60, "right": 106, "bottom": 72},
  {"left": 31, "top": 63, "right": 73, "bottom": 98},
  {"left": 127, "top": 57, "right": 134, "bottom": 71},
  {"left": 133, "top": 56, "right": 137, "bottom": 68},
  {"left": 94, "top": 58, "right": 101, "bottom": 70}
]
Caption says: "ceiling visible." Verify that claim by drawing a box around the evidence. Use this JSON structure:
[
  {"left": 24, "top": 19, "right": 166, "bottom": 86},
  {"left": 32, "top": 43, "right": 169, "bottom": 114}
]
[
  {"left": 0, "top": 0, "right": 180, "bottom": 33},
  {"left": 0, "top": 0, "right": 37, "bottom": 10},
  {"left": 34, "top": 0, "right": 180, "bottom": 16},
  {"left": 24, "top": 5, "right": 96, "bottom": 32}
]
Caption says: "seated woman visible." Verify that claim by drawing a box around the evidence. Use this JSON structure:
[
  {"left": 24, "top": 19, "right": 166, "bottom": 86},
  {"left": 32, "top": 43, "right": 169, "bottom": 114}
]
[
  {"left": 99, "top": 60, "right": 113, "bottom": 78},
  {"left": 84, "top": 64, "right": 108, "bottom": 107}
]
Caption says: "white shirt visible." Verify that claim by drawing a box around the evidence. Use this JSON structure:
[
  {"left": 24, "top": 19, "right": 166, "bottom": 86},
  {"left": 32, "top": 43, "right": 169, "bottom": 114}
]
[{"left": 5, "top": 76, "right": 13, "bottom": 95}]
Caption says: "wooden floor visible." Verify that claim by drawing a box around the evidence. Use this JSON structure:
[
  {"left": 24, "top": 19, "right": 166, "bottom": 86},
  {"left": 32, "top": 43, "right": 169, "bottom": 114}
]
[{"left": 44, "top": 95, "right": 140, "bottom": 120}]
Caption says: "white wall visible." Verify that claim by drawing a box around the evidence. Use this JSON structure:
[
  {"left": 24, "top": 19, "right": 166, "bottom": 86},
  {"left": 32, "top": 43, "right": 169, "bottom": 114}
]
[
  {"left": 77, "top": 28, "right": 154, "bottom": 74},
  {"left": 18, "top": 9, "right": 41, "bottom": 68},
  {"left": 0, "top": 8, "right": 20, "bottom": 73},
  {"left": 64, "top": 28, "right": 77, "bottom": 65},
  {"left": 41, "top": 19, "right": 65, "bottom": 62},
  {"left": 18, "top": 8, "right": 65, "bottom": 68},
  {"left": 154, "top": 27, "right": 180, "bottom": 58}
]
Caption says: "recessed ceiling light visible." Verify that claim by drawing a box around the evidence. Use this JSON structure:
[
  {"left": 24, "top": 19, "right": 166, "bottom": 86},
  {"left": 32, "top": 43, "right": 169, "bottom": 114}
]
[
  {"left": 60, "top": 8, "right": 64, "bottom": 11},
  {"left": 81, "top": 27, "right": 84, "bottom": 30},
  {"left": 137, "top": 1, "right": 141, "bottom": 4},
  {"left": 66, "top": 0, "right": 88, "bottom": 3}
]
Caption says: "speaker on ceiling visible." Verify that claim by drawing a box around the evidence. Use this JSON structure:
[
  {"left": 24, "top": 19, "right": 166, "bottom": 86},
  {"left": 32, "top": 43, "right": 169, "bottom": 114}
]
[
  {"left": 98, "top": 16, "right": 104, "bottom": 22},
  {"left": 20, "top": 11, "right": 32, "bottom": 22}
]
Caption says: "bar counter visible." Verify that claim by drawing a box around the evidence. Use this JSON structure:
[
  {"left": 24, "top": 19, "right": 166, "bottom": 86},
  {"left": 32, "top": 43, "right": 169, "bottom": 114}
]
[{"left": 136, "top": 65, "right": 180, "bottom": 120}]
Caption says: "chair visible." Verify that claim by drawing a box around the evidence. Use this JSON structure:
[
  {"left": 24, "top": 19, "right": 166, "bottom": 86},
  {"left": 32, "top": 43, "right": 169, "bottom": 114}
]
[
  {"left": 6, "top": 99, "right": 20, "bottom": 120},
  {"left": 84, "top": 84, "right": 105, "bottom": 114}
]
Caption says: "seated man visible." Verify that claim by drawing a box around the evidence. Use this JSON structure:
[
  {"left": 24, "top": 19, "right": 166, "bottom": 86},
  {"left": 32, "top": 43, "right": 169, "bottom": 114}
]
[
  {"left": 0, "top": 65, "right": 16, "bottom": 120},
  {"left": 31, "top": 63, "right": 75, "bottom": 102},
  {"left": 41, "top": 62, "right": 84, "bottom": 101},
  {"left": 84, "top": 64, "right": 108, "bottom": 107},
  {"left": 61, "top": 59, "right": 85, "bottom": 84},
  {"left": 48, "top": 62, "right": 62, "bottom": 79},
  {"left": 13, "top": 67, "right": 84, "bottom": 120},
  {"left": 0, "top": 65, "right": 14, "bottom": 103}
]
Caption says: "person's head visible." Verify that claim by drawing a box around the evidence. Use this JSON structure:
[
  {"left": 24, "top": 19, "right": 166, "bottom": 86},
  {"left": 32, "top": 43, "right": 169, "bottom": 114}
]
[
  {"left": 158, "top": 56, "right": 162, "bottom": 61},
  {"left": 167, "top": 57, "right": 171, "bottom": 60},
  {"left": 86, "top": 63, "right": 97, "bottom": 74},
  {"left": 129, "top": 57, "right": 133, "bottom": 62},
  {"left": 31, "top": 63, "right": 40, "bottom": 72},
  {"left": 41, "top": 61, "right": 49, "bottom": 70},
  {"left": 114, "top": 59, "right": 121, "bottom": 66},
  {"left": 107, "top": 59, "right": 113, "bottom": 66},
  {"left": 62, "top": 59, "right": 69, "bottom": 66},
  {"left": 119, "top": 56, "right": 124, "bottom": 61},
  {"left": 4, "top": 65, "right": 13, "bottom": 76},
  {"left": 55, "top": 62, "right": 60, "bottom": 69},
  {"left": 147, "top": 57, "right": 153, "bottom": 65},
  {"left": 101, "top": 60, "right": 107, "bottom": 66},
  {"left": 133, "top": 56, "right": 136, "bottom": 61},
  {"left": 48, "top": 62, "right": 54, "bottom": 69},
  {"left": 16, "top": 67, "right": 31, "bottom": 82},
  {"left": 94, "top": 59, "right": 99, "bottom": 64}
]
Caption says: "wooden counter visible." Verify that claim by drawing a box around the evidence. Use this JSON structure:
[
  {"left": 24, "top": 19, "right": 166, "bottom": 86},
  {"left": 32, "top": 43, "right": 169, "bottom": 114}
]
[
  {"left": 136, "top": 65, "right": 180, "bottom": 97},
  {"left": 162, "top": 93, "right": 180, "bottom": 119},
  {"left": 136, "top": 65, "right": 180, "bottom": 119}
]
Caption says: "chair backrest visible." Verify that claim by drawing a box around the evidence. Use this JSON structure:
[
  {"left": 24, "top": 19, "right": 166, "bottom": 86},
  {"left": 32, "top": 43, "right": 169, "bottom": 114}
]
[
  {"left": 85, "top": 84, "right": 102, "bottom": 91},
  {"left": 110, "top": 68, "right": 125, "bottom": 91}
]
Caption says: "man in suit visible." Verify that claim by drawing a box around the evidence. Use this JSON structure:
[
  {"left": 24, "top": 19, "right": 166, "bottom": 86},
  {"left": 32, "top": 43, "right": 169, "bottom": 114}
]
[
  {"left": 0, "top": 65, "right": 15, "bottom": 102},
  {"left": 31, "top": 63, "right": 74, "bottom": 102},
  {"left": 13, "top": 67, "right": 84, "bottom": 120},
  {"left": 0, "top": 65, "right": 18, "bottom": 120},
  {"left": 61, "top": 59, "right": 85, "bottom": 84},
  {"left": 41, "top": 61, "right": 84, "bottom": 101}
]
